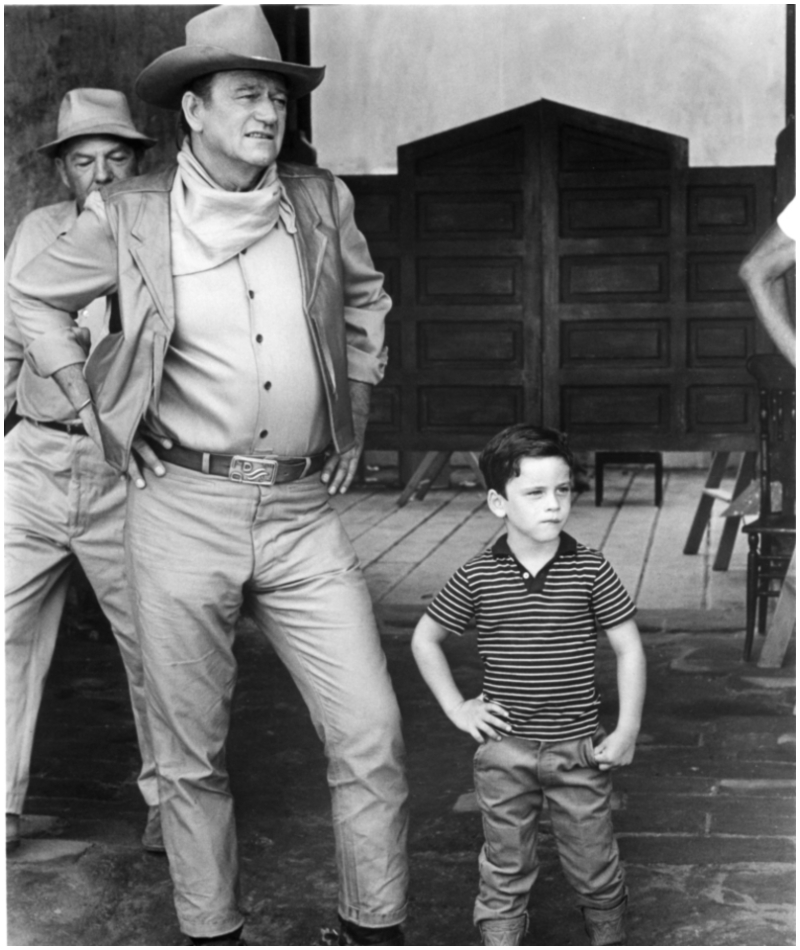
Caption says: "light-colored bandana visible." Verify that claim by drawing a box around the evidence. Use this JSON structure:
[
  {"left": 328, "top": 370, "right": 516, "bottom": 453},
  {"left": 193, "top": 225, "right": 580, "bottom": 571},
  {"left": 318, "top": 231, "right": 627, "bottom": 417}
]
[{"left": 170, "top": 140, "right": 296, "bottom": 276}]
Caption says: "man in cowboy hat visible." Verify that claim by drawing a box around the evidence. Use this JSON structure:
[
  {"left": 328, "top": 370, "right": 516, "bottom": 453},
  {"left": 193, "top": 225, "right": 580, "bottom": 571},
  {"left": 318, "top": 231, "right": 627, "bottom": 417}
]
[
  {"left": 10, "top": 9, "right": 408, "bottom": 945},
  {"left": 4, "top": 88, "right": 162, "bottom": 855}
]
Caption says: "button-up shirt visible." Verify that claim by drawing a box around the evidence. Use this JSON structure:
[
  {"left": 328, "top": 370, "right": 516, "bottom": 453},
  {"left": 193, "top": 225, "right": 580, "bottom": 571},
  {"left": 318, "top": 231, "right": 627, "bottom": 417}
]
[
  {"left": 147, "top": 218, "right": 331, "bottom": 457},
  {"left": 4, "top": 201, "right": 105, "bottom": 421}
]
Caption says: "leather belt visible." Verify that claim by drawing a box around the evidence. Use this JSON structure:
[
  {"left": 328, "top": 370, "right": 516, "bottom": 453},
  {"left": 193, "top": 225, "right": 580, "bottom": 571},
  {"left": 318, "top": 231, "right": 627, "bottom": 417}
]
[
  {"left": 151, "top": 442, "right": 326, "bottom": 487},
  {"left": 30, "top": 419, "right": 87, "bottom": 437}
]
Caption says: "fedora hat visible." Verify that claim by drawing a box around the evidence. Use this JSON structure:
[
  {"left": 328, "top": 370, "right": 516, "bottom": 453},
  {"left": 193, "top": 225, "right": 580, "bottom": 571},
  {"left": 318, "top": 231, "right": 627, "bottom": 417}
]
[
  {"left": 135, "top": 5, "right": 325, "bottom": 110},
  {"left": 37, "top": 88, "right": 156, "bottom": 158}
]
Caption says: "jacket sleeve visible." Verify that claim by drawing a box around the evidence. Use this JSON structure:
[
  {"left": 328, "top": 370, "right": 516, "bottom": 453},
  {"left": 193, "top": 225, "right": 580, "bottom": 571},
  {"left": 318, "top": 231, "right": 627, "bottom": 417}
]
[
  {"left": 7, "top": 192, "right": 117, "bottom": 379},
  {"left": 334, "top": 176, "right": 391, "bottom": 385},
  {"left": 4, "top": 227, "right": 25, "bottom": 417}
]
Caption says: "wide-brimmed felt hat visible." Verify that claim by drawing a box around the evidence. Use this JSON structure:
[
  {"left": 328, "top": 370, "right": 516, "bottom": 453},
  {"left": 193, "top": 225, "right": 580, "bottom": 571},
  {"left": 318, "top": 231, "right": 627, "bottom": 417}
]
[
  {"left": 37, "top": 88, "right": 156, "bottom": 158},
  {"left": 135, "top": 5, "right": 325, "bottom": 110}
]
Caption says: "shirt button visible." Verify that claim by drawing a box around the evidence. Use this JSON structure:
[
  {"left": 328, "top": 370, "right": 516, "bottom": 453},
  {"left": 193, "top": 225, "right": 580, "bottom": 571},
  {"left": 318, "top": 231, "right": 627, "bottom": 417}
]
[
  {"left": 264, "top": 381, "right": 272, "bottom": 391},
  {"left": 259, "top": 429, "right": 268, "bottom": 438},
  {"left": 241, "top": 248, "right": 247, "bottom": 255},
  {"left": 255, "top": 334, "right": 263, "bottom": 344},
  {"left": 523, "top": 573, "right": 530, "bottom": 579},
  {"left": 249, "top": 290, "right": 255, "bottom": 299}
]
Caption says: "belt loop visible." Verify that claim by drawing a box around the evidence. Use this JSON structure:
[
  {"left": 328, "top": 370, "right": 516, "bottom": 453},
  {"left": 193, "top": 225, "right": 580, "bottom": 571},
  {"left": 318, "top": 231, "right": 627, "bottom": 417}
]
[
  {"left": 201, "top": 452, "right": 211, "bottom": 475},
  {"left": 299, "top": 456, "right": 312, "bottom": 479}
]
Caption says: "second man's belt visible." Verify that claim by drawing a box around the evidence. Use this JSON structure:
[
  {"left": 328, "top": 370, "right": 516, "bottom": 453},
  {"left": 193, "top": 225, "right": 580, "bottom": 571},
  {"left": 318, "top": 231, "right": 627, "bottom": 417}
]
[{"left": 151, "top": 442, "right": 326, "bottom": 487}]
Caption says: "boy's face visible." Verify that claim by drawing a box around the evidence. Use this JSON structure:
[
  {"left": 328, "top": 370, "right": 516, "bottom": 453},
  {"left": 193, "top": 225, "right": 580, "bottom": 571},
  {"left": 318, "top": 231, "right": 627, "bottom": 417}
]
[{"left": 488, "top": 455, "right": 573, "bottom": 544}]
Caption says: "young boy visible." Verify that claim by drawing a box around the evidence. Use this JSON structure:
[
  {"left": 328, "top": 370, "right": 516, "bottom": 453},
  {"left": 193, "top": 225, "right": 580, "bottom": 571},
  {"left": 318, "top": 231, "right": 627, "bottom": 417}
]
[{"left": 411, "top": 424, "right": 646, "bottom": 946}]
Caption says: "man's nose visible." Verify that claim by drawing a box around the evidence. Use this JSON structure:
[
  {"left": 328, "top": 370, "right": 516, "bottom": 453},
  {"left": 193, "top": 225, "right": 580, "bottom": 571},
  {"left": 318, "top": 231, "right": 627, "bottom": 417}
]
[
  {"left": 93, "top": 157, "right": 114, "bottom": 184},
  {"left": 254, "top": 98, "right": 279, "bottom": 124}
]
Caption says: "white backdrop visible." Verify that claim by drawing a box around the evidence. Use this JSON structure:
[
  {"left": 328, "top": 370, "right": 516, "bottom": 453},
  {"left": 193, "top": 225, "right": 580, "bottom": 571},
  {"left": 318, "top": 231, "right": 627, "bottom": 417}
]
[{"left": 310, "top": 4, "right": 786, "bottom": 174}]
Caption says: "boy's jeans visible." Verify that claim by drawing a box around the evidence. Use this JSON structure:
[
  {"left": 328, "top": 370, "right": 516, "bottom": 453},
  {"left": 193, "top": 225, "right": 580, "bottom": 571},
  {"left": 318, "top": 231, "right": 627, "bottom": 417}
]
[{"left": 473, "top": 732, "right": 626, "bottom": 925}]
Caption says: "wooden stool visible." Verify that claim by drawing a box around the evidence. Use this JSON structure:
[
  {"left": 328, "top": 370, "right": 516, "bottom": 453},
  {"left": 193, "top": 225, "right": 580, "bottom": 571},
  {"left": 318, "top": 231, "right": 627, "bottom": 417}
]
[{"left": 595, "top": 451, "right": 663, "bottom": 507}]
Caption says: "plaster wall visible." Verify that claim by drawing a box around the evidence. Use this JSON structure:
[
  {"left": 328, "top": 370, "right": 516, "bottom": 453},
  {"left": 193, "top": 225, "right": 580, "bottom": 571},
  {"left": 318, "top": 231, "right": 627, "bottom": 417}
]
[{"left": 310, "top": 4, "right": 786, "bottom": 174}]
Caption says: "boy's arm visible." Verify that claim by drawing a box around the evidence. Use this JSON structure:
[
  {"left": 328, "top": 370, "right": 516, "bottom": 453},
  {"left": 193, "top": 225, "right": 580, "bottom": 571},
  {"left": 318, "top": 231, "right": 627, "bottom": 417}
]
[
  {"left": 593, "top": 618, "right": 646, "bottom": 770},
  {"left": 411, "top": 613, "right": 512, "bottom": 743}
]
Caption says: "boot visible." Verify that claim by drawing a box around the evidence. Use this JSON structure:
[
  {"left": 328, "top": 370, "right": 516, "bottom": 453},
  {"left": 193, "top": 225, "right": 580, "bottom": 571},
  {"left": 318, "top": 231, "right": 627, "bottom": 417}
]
[
  {"left": 141, "top": 805, "right": 166, "bottom": 854},
  {"left": 582, "top": 897, "right": 627, "bottom": 946},
  {"left": 6, "top": 813, "right": 20, "bottom": 855},
  {"left": 336, "top": 918, "right": 404, "bottom": 946},
  {"left": 479, "top": 914, "right": 528, "bottom": 946}
]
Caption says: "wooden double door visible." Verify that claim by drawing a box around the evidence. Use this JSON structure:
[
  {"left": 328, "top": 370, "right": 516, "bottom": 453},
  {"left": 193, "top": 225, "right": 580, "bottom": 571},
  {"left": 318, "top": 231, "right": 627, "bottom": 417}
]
[{"left": 343, "top": 99, "right": 776, "bottom": 458}]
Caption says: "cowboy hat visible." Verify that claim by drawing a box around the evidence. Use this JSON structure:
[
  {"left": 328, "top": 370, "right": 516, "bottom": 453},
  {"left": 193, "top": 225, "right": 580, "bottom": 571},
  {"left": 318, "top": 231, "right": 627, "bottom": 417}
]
[
  {"left": 135, "top": 5, "right": 325, "bottom": 110},
  {"left": 37, "top": 88, "right": 156, "bottom": 158}
]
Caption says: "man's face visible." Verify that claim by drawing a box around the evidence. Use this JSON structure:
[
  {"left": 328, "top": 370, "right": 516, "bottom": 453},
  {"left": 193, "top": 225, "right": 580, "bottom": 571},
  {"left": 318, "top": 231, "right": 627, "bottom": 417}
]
[
  {"left": 185, "top": 70, "right": 288, "bottom": 187},
  {"left": 56, "top": 135, "right": 139, "bottom": 210}
]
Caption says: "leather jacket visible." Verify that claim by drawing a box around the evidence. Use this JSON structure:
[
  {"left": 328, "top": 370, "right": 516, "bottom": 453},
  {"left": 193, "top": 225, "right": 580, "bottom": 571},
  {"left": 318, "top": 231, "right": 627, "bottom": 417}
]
[{"left": 9, "top": 162, "right": 390, "bottom": 472}]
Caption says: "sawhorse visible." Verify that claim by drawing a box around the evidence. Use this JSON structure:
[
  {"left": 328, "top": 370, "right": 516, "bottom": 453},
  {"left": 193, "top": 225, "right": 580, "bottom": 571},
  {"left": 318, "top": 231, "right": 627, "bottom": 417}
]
[
  {"left": 683, "top": 451, "right": 757, "bottom": 571},
  {"left": 397, "top": 451, "right": 484, "bottom": 507}
]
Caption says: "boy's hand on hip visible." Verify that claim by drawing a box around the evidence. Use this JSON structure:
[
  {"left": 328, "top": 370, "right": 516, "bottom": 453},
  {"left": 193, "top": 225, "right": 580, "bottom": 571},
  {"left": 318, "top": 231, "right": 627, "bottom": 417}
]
[
  {"left": 448, "top": 695, "right": 512, "bottom": 743},
  {"left": 593, "top": 728, "right": 638, "bottom": 770}
]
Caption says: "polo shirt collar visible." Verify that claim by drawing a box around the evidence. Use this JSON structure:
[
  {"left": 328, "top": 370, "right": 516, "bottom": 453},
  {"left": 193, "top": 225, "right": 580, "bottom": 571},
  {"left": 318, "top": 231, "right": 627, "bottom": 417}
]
[{"left": 491, "top": 531, "right": 578, "bottom": 593}]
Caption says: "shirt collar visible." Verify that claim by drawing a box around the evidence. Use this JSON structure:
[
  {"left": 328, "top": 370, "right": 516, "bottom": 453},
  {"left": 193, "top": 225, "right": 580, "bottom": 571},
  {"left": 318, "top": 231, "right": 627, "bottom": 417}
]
[
  {"left": 491, "top": 531, "right": 577, "bottom": 594},
  {"left": 492, "top": 531, "right": 577, "bottom": 560}
]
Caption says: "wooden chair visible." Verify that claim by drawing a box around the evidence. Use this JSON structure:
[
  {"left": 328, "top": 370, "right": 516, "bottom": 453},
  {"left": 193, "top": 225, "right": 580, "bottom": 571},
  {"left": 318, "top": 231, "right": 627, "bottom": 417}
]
[{"left": 742, "top": 355, "right": 796, "bottom": 661}]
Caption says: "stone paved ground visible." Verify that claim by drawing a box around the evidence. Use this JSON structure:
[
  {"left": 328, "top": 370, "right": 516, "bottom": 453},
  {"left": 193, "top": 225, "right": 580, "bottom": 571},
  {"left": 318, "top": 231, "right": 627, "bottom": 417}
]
[{"left": 7, "top": 614, "right": 795, "bottom": 946}]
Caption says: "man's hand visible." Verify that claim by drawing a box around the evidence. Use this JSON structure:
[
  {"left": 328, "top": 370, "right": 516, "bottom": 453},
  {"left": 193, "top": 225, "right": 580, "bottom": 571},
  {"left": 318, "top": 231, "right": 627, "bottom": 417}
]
[
  {"left": 447, "top": 695, "right": 512, "bottom": 744},
  {"left": 127, "top": 434, "right": 171, "bottom": 489},
  {"left": 320, "top": 380, "right": 372, "bottom": 495},
  {"left": 592, "top": 728, "right": 638, "bottom": 771}
]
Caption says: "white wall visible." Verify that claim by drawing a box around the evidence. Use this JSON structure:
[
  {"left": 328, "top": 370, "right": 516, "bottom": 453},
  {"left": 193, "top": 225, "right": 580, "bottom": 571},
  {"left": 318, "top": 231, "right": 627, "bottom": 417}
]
[{"left": 310, "top": 4, "right": 786, "bottom": 174}]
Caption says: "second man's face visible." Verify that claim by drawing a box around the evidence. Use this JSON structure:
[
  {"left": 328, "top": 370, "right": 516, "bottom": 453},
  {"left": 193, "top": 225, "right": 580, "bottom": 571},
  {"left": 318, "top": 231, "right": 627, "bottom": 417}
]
[
  {"left": 56, "top": 135, "right": 139, "bottom": 211},
  {"left": 189, "top": 70, "right": 288, "bottom": 185}
]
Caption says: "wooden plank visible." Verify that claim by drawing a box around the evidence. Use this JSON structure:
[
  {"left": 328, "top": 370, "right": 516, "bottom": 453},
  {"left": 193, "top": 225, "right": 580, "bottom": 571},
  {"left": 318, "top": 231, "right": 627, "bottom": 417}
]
[
  {"left": 758, "top": 550, "right": 796, "bottom": 669},
  {"left": 351, "top": 493, "right": 454, "bottom": 568},
  {"left": 335, "top": 490, "right": 401, "bottom": 541},
  {"left": 597, "top": 471, "right": 659, "bottom": 601},
  {"left": 638, "top": 471, "right": 707, "bottom": 611},
  {"left": 381, "top": 495, "right": 496, "bottom": 608},
  {"left": 568, "top": 469, "right": 632, "bottom": 551}
]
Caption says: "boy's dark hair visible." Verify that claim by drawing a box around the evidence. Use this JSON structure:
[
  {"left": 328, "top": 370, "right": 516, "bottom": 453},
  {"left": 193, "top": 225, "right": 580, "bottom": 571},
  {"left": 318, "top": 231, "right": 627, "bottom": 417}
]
[{"left": 479, "top": 423, "right": 575, "bottom": 496}]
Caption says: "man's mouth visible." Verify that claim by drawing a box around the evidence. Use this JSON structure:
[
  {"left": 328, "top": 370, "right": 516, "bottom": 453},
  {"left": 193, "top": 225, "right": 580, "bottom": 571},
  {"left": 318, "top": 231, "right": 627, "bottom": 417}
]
[{"left": 246, "top": 131, "right": 274, "bottom": 140}]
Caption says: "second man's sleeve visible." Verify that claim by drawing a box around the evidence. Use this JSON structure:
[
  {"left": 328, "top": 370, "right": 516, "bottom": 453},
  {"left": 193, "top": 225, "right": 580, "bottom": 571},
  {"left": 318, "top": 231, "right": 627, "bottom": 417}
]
[{"left": 7, "top": 193, "right": 118, "bottom": 379}]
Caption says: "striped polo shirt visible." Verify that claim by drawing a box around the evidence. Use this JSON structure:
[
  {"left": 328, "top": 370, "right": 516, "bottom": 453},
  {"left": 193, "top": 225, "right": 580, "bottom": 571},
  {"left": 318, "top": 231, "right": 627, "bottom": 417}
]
[{"left": 426, "top": 532, "right": 636, "bottom": 741}]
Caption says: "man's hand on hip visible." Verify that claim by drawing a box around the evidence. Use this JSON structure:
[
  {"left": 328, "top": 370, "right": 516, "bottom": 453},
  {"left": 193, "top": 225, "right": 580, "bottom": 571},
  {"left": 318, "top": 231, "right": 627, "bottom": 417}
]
[{"left": 320, "top": 380, "right": 372, "bottom": 495}]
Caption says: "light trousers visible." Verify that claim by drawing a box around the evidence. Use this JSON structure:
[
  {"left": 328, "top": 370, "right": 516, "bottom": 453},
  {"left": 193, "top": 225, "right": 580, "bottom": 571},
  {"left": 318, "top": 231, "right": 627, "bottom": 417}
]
[
  {"left": 125, "top": 462, "right": 409, "bottom": 938},
  {"left": 473, "top": 731, "right": 626, "bottom": 925},
  {"left": 4, "top": 420, "right": 157, "bottom": 813}
]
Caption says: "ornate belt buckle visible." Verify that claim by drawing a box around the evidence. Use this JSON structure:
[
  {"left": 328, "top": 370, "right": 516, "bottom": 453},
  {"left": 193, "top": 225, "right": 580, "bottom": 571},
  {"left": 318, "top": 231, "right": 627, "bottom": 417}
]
[{"left": 229, "top": 455, "right": 278, "bottom": 486}]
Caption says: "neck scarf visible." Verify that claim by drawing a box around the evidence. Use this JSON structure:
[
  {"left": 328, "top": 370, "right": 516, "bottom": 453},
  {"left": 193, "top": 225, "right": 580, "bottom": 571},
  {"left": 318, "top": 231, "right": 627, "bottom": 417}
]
[{"left": 170, "top": 140, "right": 296, "bottom": 276}]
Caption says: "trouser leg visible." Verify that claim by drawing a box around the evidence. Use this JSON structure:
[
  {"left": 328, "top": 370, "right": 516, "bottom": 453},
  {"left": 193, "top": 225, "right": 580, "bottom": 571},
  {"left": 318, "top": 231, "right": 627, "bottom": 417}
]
[
  {"left": 71, "top": 437, "right": 158, "bottom": 807},
  {"left": 541, "top": 734, "right": 626, "bottom": 910},
  {"left": 4, "top": 422, "right": 73, "bottom": 814},
  {"left": 247, "top": 476, "right": 409, "bottom": 929},
  {"left": 124, "top": 465, "right": 250, "bottom": 939},
  {"left": 5, "top": 545, "right": 71, "bottom": 814},
  {"left": 472, "top": 736, "right": 542, "bottom": 926}
]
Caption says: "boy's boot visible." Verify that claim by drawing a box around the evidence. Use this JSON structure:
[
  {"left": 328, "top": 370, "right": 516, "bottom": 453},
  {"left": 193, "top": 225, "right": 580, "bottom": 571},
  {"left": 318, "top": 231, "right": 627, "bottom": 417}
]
[
  {"left": 582, "top": 897, "right": 627, "bottom": 946},
  {"left": 479, "top": 914, "right": 528, "bottom": 946}
]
